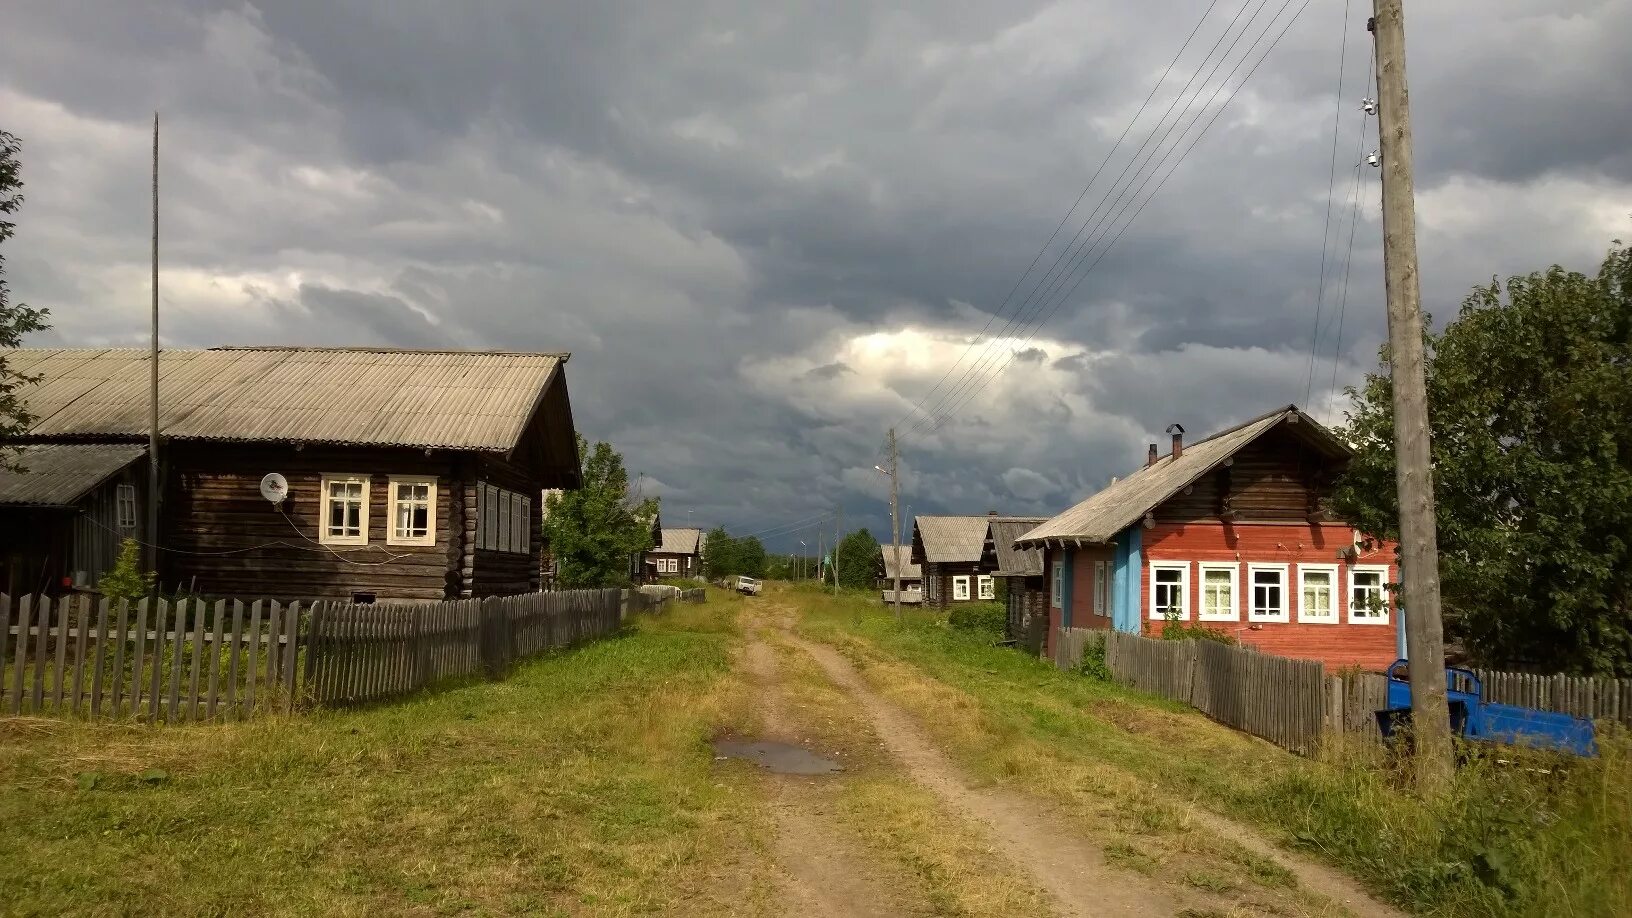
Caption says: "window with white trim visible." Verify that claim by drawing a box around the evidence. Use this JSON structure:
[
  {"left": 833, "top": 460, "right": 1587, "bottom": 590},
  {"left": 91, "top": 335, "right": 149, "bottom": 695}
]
[
  {"left": 1198, "top": 563, "right": 1238, "bottom": 621},
  {"left": 1349, "top": 565, "right": 1391, "bottom": 623},
  {"left": 1093, "top": 560, "right": 1110, "bottom": 616},
  {"left": 320, "top": 475, "right": 370, "bottom": 546},
  {"left": 1149, "top": 562, "right": 1189, "bottom": 620},
  {"left": 1248, "top": 564, "right": 1289, "bottom": 622},
  {"left": 387, "top": 477, "right": 436, "bottom": 546},
  {"left": 978, "top": 574, "right": 995, "bottom": 600},
  {"left": 1298, "top": 564, "right": 1339, "bottom": 623},
  {"left": 952, "top": 575, "right": 971, "bottom": 601},
  {"left": 1051, "top": 560, "right": 1064, "bottom": 609},
  {"left": 115, "top": 484, "right": 138, "bottom": 531}
]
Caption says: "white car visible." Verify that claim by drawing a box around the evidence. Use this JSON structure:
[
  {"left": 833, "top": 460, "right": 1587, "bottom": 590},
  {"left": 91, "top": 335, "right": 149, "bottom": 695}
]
[{"left": 735, "top": 576, "right": 763, "bottom": 596}]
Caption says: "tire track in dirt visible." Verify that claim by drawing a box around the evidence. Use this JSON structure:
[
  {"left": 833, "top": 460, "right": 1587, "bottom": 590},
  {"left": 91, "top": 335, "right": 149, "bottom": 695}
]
[
  {"left": 739, "top": 631, "right": 924, "bottom": 918},
  {"left": 775, "top": 624, "right": 1189, "bottom": 918}
]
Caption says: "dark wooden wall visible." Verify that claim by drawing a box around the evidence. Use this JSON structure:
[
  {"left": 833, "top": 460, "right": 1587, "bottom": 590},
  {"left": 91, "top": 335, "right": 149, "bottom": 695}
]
[
  {"left": 164, "top": 444, "right": 458, "bottom": 602},
  {"left": 924, "top": 560, "right": 988, "bottom": 609},
  {"left": 1156, "top": 427, "right": 1340, "bottom": 524}
]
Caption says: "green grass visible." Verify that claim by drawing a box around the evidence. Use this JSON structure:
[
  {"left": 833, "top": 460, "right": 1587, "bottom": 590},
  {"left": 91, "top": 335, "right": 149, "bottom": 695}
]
[
  {"left": 793, "top": 589, "right": 1632, "bottom": 918},
  {"left": 0, "top": 594, "right": 773, "bottom": 917}
]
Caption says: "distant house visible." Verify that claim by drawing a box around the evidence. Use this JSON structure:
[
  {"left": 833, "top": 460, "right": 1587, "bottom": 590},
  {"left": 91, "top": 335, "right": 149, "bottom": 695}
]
[
  {"left": 877, "top": 543, "right": 923, "bottom": 603},
  {"left": 627, "top": 509, "right": 663, "bottom": 583},
  {"left": 0, "top": 444, "right": 149, "bottom": 595},
  {"left": 911, "top": 513, "right": 1002, "bottom": 609},
  {"left": 984, "top": 516, "right": 1048, "bottom": 649},
  {"left": 646, "top": 527, "right": 703, "bottom": 580},
  {"left": 1, "top": 347, "right": 582, "bottom": 602},
  {"left": 1015, "top": 406, "right": 1402, "bottom": 671}
]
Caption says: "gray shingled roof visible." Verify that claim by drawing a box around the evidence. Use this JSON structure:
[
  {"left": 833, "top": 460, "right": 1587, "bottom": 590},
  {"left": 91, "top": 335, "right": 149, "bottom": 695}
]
[
  {"left": 0, "top": 444, "right": 146, "bottom": 507},
  {"left": 1016, "top": 406, "right": 1347, "bottom": 547},
  {"left": 880, "top": 544, "right": 922, "bottom": 580},
  {"left": 2, "top": 347, "right": 569, "bottom": 451},
  {"left": 988, "top": 517, "right": 1047, "bottom": 576},
  {"left": 658, "top": 528, "right": 702, "bottom": 554},
  {"left": 913, "top": 515, "right": 993, "bottom": 564}
]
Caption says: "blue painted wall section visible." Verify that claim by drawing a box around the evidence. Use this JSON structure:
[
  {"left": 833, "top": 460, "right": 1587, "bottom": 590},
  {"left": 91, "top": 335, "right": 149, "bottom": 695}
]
[
  {"left": 1061, "top": 550, "right": 1075, "bottom": 630},
  {"left": 1111, "top": 527, "right": 1142, "bottom": 634}
]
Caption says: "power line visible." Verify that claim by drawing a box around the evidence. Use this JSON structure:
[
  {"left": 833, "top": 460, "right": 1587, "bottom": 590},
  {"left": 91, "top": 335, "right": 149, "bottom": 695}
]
[
  {"left": 1318, "top": 50, "right": 1375, "bottom": 421},
  {"left": 1304, "top": 0, "right": 1354, "bottom": 405},
  {"left": 880, "top": 0, "right": 1229, "bottom": 446},
  {"left": 905, "top": 0, "right": 1315, "bottom": 437},
  {"left": 903, "top": 0, "right": 1265, "bottom": 438}
]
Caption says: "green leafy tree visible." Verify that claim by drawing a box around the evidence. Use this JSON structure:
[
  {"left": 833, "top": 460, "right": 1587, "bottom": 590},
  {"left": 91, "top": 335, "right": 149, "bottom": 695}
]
[
  {"left": 543, "top": 436, "right": 658, "bottom": 589},
  {"left": 1333, "top": 243, "right": 1632, "bottom": 675},
  {"left": 99, "top": 538, "right": 155, "bottom": 602},
  {"left": 702, "top": 526, "right": 737, "bottom": 578},
  {"left": 0, "top": 130, "right": 52, "bottom": 470},
  {"left": 836, "top": 527, "right": 880, "bottom": 591},
  {"left": 737, "top": 536, "right": 767, "bottom": 578}
]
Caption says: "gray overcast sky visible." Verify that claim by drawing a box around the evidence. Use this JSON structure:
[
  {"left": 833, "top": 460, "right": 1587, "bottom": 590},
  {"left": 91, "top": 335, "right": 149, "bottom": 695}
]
[{"left": 4, "top": 1, "right": 1629, "bottom": 549}]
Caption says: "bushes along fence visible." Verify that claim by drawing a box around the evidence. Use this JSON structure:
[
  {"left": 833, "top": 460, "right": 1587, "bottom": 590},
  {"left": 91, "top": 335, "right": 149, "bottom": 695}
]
[{"left": 0, "top": 588, "right": 672, "bottom": 721}]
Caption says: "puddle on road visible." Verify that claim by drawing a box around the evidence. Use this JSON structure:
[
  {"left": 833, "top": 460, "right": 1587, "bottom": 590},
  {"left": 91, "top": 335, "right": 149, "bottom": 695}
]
[{"left": 712, "top": 737, "right": 844, "bottom": 775}]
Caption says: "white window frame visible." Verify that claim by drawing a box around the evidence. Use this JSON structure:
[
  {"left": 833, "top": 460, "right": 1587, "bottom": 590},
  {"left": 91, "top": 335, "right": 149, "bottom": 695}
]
[
  {"left": 977, "top": 574, "right": 995, "bottom": 600},
  {"left": 1093, "top": 560, "right": 1110, "bottom": 616},
  {"left": 1348, "top": 564, "right": 1392, "bottom": 624},
  {"left": 1051, "top": 560, "right": 1064, "bottom": 609},
  {"left": 1197, "top": 562, "right": 1239, "bottom": 622},
  {"left": 1297, "top": 563, "right": 1340, "bottom": 624},
  {"left": 115, "top": 483, "right": 138, "bottom": 530},
  {"left": 386, "top": 476, "right": 437, "bottom": 547},
  {"left": 517, "top": 494, "right": 532, "bottom": 554},
  {"left": 1247, "top": 563, "right": 1290, "bottom": 623},
  {"left": 952, "top": 575, "right": 971, "bottom": 601},
  {"left": 1148, "top": 561, "right": 1190, "bottom": 621},
  {"left": 479, "top": 484, "right": 497, "bottom": 551},
  {"left": 319, "top": 474, "right": 371, "bottom": 546}
]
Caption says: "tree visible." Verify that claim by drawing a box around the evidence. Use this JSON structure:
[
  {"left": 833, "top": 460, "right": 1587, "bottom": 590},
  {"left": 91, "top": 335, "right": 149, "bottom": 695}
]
[
  {"left": 1333, "top": 242, "right": 1632, "bottom": 675},
  {"left": 99, "top": 538, "right": 155, "bottom": 602},
  {"left": 542, "top": 436, "right": 658, "bottom": 588},
  {"left": 836, "top": 528, "right": 880, "bottom": 591},
  {"left": 701, "top": 527, "right": 767, "bottom": 578},
  {"left": 0, "top": 130, "right": 51, "bottom": 470}
]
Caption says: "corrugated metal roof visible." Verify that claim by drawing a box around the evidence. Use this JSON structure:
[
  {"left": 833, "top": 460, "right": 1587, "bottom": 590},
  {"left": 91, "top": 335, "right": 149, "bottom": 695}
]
[
  {"left": 658, "top": 528, "right": 702, "bottom": 554},
  {"left": 988, "top": 518, "right": 1047, "bottom": 576},
  {"left": 0, "top": 443, "right": 146, "bottom": 506},
  {"left": 913, "top": 515, "right": 993, "bottom": 564},
  {"left": 1017, "top": 406, "right": 1347, "bottom": 547},
  {"left": 880, "top": 544, "right": 922, "bottom": 580},
  {"left": 3, "top": 347, "right": 569, "bottom": 451}
]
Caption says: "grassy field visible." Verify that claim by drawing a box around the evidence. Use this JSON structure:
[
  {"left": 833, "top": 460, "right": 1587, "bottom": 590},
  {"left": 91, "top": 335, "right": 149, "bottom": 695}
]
[
  {"left": 791, "top": 585, "right": 1632, "bottom": 918},
  {"left": 0, "top": 592, "right": 775, "bottom": 917}
]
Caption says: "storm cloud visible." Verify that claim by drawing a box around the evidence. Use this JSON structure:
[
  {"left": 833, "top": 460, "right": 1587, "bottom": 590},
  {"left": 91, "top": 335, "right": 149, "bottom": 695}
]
[{"left": 4, "top": 0, "right": 1629, "bottom": 548}]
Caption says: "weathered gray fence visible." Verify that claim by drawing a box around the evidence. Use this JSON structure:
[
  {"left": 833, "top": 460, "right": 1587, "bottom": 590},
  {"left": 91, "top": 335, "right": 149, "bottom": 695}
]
[
  {"left": 0, "top": 593, "right": 302, "bottom": 721},
  {"left": 1051, "top": 627, "right": 1632, "bottom": 754},
  {"left": 679, "top": 588, "right": 706, "bottom": 604},
  {"left": 3, "top": 588, "right": 667, "bottom": 720}
]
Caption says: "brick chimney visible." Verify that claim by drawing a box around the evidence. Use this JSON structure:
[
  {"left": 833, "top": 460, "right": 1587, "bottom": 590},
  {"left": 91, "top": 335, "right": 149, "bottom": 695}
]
[
  {"left": 1146, "top": 443, "right": 1159, "bottom": 467},
  {"left": 1166, "top": 423, "right": 1186, "bottom": 459},
  {"left": 988, "top": 509, "right": 998, "bottom": 517}
]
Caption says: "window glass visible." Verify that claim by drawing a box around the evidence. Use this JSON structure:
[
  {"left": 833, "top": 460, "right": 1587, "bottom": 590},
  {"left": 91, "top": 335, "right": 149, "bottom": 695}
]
[
  {"left": 1152, "top": 565, "right": 1187, "bottom": 619},
  {"left": 1052, "top": 561, "right": 1064, "bottom": 608},
  {"left": 116, "top": 484, "right": 138, "bottom": 530},
  {"left": 1301, "top": 568, "right": 1335, "bottom": 621},
  {"left": 1094, "top": 561, "right": 1110, "bottom": 615},
  {"left": 978, "top": 575, "right": 995, "bottom": 600},
  {"left": 1251, "top": 568, "right": 1286, "bottom": 620},
  {"left": 1352, "top": 569, "right": 1388, "bottom": 619},
  {"left": 326, "top": 479, "right": 365, "bottom": 539},
  {"left": 953, "top": 576, "right": 971, "bottom": 600},
  {"left": 1201, "top": 566, "right": 1234, "bottom": 619},
  {"left": 393, "top": 480, "right": 433, "bottom": 542}
]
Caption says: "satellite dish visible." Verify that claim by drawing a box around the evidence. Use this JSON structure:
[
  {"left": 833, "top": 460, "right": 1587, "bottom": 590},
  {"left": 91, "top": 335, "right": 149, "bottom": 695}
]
[{"left": 260, "top": 472, "right": 289, "bottom": 506}]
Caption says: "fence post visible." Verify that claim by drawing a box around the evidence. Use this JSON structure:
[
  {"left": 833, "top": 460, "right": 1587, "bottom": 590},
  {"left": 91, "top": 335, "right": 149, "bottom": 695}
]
[{"left": 480, "top": 596, "right": 506, "bottom": 679}]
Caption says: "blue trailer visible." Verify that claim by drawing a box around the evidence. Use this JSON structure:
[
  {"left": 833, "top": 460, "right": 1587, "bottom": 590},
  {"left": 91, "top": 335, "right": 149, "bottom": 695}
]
[{"left": 1377, "top": 660, "right": 1597, "bottom": 757}]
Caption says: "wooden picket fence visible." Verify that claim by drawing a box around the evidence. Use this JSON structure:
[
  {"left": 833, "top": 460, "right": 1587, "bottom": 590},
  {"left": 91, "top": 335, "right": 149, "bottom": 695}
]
[
  {"left": 0, "top": 594, "right": 302, "bottom": 722},
  {"left": 2, "top": 588, "right": 665, "bottom": 721},
  {"left": 1051, "top": 627, "right": 1632, "bottom": 755}
]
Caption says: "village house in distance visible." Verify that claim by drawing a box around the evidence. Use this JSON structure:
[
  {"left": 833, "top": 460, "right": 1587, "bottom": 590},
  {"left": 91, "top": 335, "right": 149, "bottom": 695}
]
[
  {"left": 644, "top": 527, "right": 704, "bottom": 581},
  {"left": 1015, "top": 406, "right": 1402, "bottom": 671},
  {"left": 0, "top": 347, "right": 581, "bottom": 602}
]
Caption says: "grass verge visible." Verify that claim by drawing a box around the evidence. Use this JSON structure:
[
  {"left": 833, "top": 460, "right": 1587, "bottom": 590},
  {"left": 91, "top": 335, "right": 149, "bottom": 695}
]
[
  {"left": 792, "top": 588, "right": 1632, "bottom": 918},
  {"left": 0, "top": 593, "right": 774, "bottom": 917}
]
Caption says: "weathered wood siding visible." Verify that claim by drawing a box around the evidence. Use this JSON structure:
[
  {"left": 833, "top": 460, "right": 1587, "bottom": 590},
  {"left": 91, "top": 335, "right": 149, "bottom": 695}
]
[
  {"left": 1157, "top": 427, "right": 1337, "bottom": 525},
  {"left": 165, "top": 444, "right": 458, "bottom": 602},
  {"left": 923, "top": 561, "right": 987, "bottom": 609}
]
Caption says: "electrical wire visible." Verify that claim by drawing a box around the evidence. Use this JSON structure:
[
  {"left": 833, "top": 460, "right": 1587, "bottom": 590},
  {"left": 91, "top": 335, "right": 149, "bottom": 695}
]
[
  {"left": 903, "top": 0, "right": 1315, "bottom": 438},
  {"left": 1304, "top": 0, "right": 1354, "bottom": 405},
  {"left": 877, "top": 0, "right": 1229, "bottom": 451}
]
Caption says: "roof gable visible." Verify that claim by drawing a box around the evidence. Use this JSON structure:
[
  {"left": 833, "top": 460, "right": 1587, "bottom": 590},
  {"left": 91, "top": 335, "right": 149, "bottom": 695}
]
[
  {"left": 912, "top": 515, "right": 996, "bottom": 564},
  {"left": 1017, "top": 406, "right": 1348, "bottom": 547},
  {"left": 3, "top": 347, "right": 571, "bottom": 452},
  {"left": 987, "top": 517, "right": 1047, "bottom": 575},
  {"left": 880, "top": 544, "right": 922, "bottom": 580},
  {"left": 657, "top": 528, "right": 702, "bottom": 554}
]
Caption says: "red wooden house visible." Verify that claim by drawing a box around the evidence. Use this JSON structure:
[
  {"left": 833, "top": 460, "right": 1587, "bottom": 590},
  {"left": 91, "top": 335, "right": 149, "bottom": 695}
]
[{"left": 1014, "top": 406, "right": 1403, "bottom": 671}]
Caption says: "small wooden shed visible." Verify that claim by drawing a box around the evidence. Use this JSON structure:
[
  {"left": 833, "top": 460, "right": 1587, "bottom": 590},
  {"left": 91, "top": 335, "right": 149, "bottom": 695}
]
[
  {"left": 984, "top": 516, "right": 1048, "bottom": 650},
  {"left": 0, "top": 443, "right": 148, "bottom": 596}
]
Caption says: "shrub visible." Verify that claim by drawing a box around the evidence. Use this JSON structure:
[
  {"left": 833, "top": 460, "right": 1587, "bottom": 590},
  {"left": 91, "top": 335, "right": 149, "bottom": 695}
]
[
  {"left": 1161, "top": 611, "right": 1237, "bottom": 644},
  {"left": 98, "top": 538, "right": 154, "bottom": 602},
  {"left": 1077, "top": 633, "right": 1112, "bottom": 681},
  {"left": 948, "top": 601, "right": 1006, "bottom": 634}
]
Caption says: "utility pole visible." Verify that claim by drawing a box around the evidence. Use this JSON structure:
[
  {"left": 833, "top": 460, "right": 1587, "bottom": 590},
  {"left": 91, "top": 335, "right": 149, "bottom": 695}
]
[
  {"left": 1371, "top": 0, "right": 1452, "bottom": 783},
  {"left": 833, "top": 506, "right": 842, "bottom": 597},
  {"left": 886, "top": 428, "right": 903, "bottom": 620},
  {"left": 147, "top": 113, "right": 161, "bottom": 574}
]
